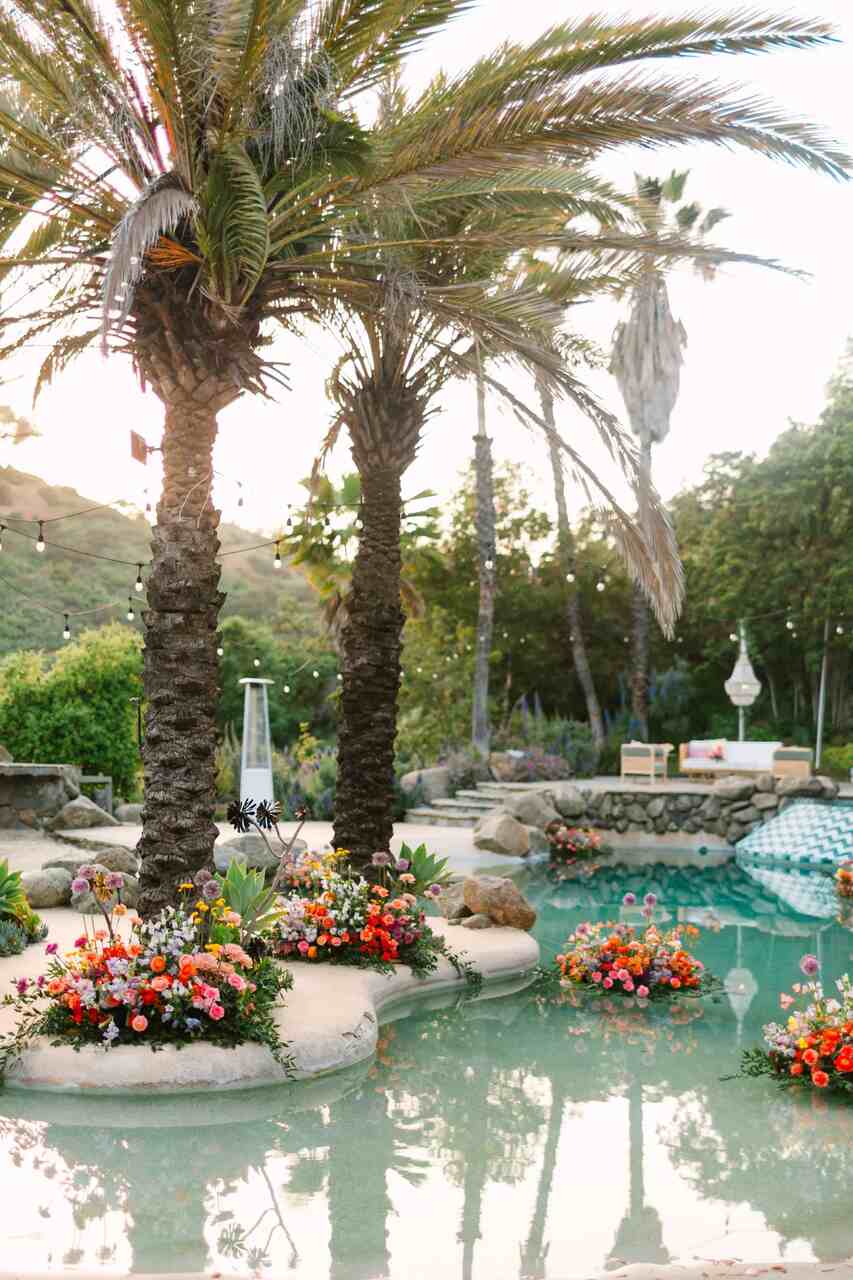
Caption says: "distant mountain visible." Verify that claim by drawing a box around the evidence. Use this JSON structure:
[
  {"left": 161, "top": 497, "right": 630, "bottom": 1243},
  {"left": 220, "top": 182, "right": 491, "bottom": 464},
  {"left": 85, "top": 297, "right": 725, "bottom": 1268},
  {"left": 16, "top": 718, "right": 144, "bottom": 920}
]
[{"left": 0, "top": 465, "right": 319, "bottom": 655}]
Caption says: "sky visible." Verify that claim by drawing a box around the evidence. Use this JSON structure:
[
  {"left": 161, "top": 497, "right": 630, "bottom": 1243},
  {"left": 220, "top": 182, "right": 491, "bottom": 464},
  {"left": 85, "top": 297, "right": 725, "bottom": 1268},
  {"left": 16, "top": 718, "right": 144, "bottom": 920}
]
[{"left": 2, "top": 0, "right": 853, "bottom": 537}]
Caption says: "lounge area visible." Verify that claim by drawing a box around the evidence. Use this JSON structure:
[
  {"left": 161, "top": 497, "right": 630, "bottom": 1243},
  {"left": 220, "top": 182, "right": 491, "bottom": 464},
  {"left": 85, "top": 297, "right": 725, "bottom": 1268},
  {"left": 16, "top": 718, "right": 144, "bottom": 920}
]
[{"left": 678, "top": 739, "right": 814, "bottom": 780}]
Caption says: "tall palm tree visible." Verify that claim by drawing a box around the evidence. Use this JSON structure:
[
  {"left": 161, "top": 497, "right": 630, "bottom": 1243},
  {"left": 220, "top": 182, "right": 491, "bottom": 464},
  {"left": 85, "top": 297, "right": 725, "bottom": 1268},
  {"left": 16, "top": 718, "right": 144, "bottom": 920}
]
[
  {"left": 0, "top": 7, "right": 847, "bottom": 891},
  {"left": 610, "top": 171, "right": 730, "bottom": 738}
]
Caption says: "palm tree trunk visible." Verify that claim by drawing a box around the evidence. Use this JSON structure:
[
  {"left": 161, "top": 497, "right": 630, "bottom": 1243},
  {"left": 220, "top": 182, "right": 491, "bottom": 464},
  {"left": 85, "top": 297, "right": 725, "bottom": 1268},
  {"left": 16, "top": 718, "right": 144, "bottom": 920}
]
[
  {"left": 631, "top": 435, "right": 653, "bottom": 740},
  {"left": 471, "top": 367, "right": 496, "bottom": 761},
  {"left": 540, "top": 379, "right": 605, "bottom": 754},
  {"left": 333, "top": 465, "right": 403, "bottom": 869},
  {"left": 138, "top": 399, "right": 223, "bottom": 916}
]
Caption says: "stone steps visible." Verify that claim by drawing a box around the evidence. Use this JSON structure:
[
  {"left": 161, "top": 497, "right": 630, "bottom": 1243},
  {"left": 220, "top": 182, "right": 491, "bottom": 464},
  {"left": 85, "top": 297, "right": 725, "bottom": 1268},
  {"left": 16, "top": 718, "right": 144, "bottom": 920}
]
[
  {"left": 406, "top": 806, "right": 490, "bottom": 827},
  {"left": 431, "top": 795, "right": 497, "bottom": 811}
]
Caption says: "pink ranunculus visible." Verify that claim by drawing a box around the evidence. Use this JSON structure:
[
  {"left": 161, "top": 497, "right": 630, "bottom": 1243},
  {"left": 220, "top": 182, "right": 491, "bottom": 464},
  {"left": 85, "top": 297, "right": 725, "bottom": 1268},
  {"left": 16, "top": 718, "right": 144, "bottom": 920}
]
[
  {"left": 227, "top": 973, "right": 247, "bottom": 992},
  {"left": 130, "top": 1015, "right": 148, "bottom": 1033},
  {"left": 201, "top": 985, "right": 220, "bottom": 1003},
  {"left": 591, "top": 971, "right": 603, "bottom": 983},
  {"left": 208, "top": 1004, "right": 225, "bottom": 1021},
  {"left": 617, "top": 968, "right": 630, "bottom": 982},
  {"left": 602, "top": 977, "right": 614, "bottom": 989},
  {"left": 623, "top": 979, "right": 635, "bottom": 992},
  {"left": 150, "top": 976, "right": 170, "bottom": 992},
  {"left": 637, "top": 986, "right": 650, "bottom": 999},
  {"left": 297, "top": 940, "right": 310, "bottom": 955}
]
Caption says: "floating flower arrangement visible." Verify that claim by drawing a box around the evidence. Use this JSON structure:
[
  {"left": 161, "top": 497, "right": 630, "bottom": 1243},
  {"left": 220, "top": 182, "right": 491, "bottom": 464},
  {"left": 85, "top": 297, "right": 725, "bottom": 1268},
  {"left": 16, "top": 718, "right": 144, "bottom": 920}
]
[
  {"left": 544, "top": 823, "right": 612, "bottom": 879},
  {"left": 740, "top": 956, "right": 853, "bottom": 1094},
  {"left": 555, "top": 896, "right": 717, "bottom": 1002}
]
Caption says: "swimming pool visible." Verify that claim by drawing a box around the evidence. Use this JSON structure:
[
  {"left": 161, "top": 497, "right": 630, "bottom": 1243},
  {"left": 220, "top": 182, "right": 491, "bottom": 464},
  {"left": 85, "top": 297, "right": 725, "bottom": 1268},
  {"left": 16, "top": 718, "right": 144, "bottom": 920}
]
[{"left": 1, "top": 858, "right": 852, "bottom": 1277}]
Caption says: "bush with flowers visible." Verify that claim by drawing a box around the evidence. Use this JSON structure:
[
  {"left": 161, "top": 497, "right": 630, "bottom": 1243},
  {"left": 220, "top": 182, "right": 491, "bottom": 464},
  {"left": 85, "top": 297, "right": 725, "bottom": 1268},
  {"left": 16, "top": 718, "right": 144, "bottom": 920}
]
[
  {"left": 544, "top": 823, "right": 612, "bottom": 868},
  {"left": 0, "top": 867, "right": 293, "bottom": 1081},
  {"left": 553, "top": 894, "right": 718, "bottom": 1001},
  {"left": 740, "top": 954, "right": 853, "bottom": 1094}
]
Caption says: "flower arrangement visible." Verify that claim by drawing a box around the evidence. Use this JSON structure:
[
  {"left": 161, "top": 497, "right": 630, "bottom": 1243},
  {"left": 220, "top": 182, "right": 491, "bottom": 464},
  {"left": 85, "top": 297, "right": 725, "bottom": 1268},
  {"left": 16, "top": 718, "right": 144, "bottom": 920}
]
[
  {"left": 0, "top": 870, "right": 292, "bottom": 1081},
  {"left": 740, "top": 956, "right": 853, "bottom": 1094},
  {"left": 554, "top": 899, "right": 715, "bottom": 1001},
  {"left": 544, "top": 822, "right": 612, "bottom": 867},
  {"left": 835, "top": 862, "right": 853, "bottom": 900}
]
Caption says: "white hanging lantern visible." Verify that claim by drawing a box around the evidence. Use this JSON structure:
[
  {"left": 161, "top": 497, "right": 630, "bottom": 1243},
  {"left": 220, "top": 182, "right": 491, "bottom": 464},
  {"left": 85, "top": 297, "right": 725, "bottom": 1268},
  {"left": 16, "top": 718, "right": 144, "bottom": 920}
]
[
  {"left": 724, "top": 622, "right": 761, "bottom": 741},
  {"left": 239, "top": 677, "right": 274, "bottom": 806}
]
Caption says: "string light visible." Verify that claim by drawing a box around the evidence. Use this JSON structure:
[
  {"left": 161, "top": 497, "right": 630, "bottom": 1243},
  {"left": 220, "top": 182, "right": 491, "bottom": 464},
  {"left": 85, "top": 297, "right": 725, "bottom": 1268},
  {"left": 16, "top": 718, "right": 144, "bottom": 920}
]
[
  {"left": 274, "top": 543, "right": 282, "bottom": 569},
  {"left": 62, "top": 614, "right": 70, "bottom": 641},
  {"left": 786, "top": 619, "right": 795, "bottom": 631},
  {"left": 595, "top": 578, "right": 605, "bottom": 593},
  {"left": 312, "top": 669, "right": 319, "bottom": 679},
  {"left": 285, "top": 505, "right": 292, "bottom": 529},
  {"left": 283, "top": 684, "right": 291, "bottom": 693},
  {"left": 837, "top": 624, "right": 845, "bottom": 635},
  {"left": 36, "top": 522, "right": 45, "bottom": 553},
  {"left": 729, "top": 632, "right": 738, "bottom": 642},
  {"left": 135, "top": 565, "right": 144, "bottom": 592},
  {"left": 336, "top": 673, "right": 343, "bottom": 681},
  {"left": 126, "top": 598, "right": 134, "bottom": 622},
  {"left": 484, "top": 559, "right": 494, "bottom": 571},
  {"left": 566, "top": 571, "right": 575, "bottom": 584},
  {"left": 237, "top": 483, "right": 244, "bottom": 509},
  {"left": 216, "top": 645, "right": 224, "bottom": 657},
  {"left": 253, "top": 657, "right": 260, "bottom": 668}
]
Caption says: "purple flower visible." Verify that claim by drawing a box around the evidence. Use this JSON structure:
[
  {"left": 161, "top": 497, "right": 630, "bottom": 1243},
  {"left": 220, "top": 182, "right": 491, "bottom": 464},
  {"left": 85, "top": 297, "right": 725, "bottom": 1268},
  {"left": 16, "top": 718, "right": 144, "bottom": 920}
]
[
  {"left": 371, "top": 852, "right": 392, "bottom": 867},
  {"left": 78, "top": 865, "right": 96, "bottom": 879},
  {"left": 622, "top": 893, "right": 636, "bottom": 906},
  {"left": 426, "top": 884, "right": 442, "bottom": 897},
  {"left": 194, "top": 868, "right": 213, "bottom": 886},
  {"left": 45, "top": 942, "right": 58, "bottom": 955},
  {"left": 395, "top": 859, "right": 411, "bottom": 873},
  {"left": 105, "top": 872, "right": 124, "bottom": 890},
  {"left": 73, "top": 935, "right": 87, "bottom": 949},
  {"left": 800, "top": 953, "right": 820, "bottom": 977},
  {"left": 202, "top": 878, "right": 220, "bottom": 901},
  {"left": 643, "top": 893, "right": 657, "bottom": 907},
  {"left": 71, "top": 877, "right": 89, "bottom": 895},
  {"left": 36, "top": 975, "right": 45, "bottom": 989},
  {"left": 15, "top": 978, "right": 28, "bottom": 995}
]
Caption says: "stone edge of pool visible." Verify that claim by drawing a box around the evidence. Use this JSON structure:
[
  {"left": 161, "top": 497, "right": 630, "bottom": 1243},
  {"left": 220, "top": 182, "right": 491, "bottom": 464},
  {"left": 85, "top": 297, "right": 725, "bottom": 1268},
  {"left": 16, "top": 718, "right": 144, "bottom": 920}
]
[{"left": 3, "top": 919, "right": 539, "bottom": 1094}]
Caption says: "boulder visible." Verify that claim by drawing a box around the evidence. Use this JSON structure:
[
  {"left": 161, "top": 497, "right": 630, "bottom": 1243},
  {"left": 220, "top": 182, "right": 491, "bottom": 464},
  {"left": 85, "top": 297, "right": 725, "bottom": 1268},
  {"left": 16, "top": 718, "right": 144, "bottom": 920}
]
[
  {"left": 20, "top": 867, "right": 72, "bottom": 908},
  {"left": 399, "top": 766, "right": 450, "bottom": 803},
  {"left": 463, "top": 875, "right": 537, "bottom": 930},
  {"left": 460, "top": 913, "right": 493, "bottom": 930},
  {"left": 698, "top": 795, "right": 721, "bottom": 822},
  {"left": 214, "top": 833, "right": 307, "bottom": 873},
  {"left": 730, "top": 803, "right": 760, "bottom": 824},
  {"left": 753, "top": 792, "right": 779, "bottom": 811},
  {"left": 43, "top": 845, "right": 139, "bottom": 877},
  {"left": 488, "top": 752, "right": 523, "bottom": 783},
  {"left": 776, "top": 776, "right": 824, "bottom": 798},
  {"left": 508, "top": 791, "right": 560, "bottom": 830},
  {"left": 437, "top": 881, "right": 472, "bottom": 922},
  {"left": 647, "top": 798, "right": 666, "bottom": 819},
  {"left": 626, "top": 803, "right": 647, "bottom": 824},
  {"left": 50, "top": 795, "right": 119, "bottom": 830},
  {"left": 755, "top": 773, "right": 776, "bottom": 793},
  {"left": 70, "top": 867, "right": 139, "bottom": 913},
  {"left": 714, "top": 779, "right": 754, "bottom": 802},
  {"left": 675, "top": 794, "right": 696, "bottom": 812},
  {"left": 115, "top": 802, "right": 143, "bottom": 824},
  {"left": 524, "top": 825, "right": 550, "bottom": 854},
  {"left": 472, "top": 811, "right": 529, "bottom": 857},
  {"left": 817, "top": 775, "right": 840, "bottom": 799}
]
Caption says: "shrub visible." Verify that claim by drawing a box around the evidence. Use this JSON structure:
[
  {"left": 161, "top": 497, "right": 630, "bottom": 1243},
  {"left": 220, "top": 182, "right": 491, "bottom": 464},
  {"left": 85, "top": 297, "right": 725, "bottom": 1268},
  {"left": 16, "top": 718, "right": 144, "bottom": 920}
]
[
  {"left": 0, "top": 625, "right": 142, "bottom": 796},
  {"left": 0, "top": 920, "right": 27, "bottom": 957},
  {"left": 823, "top": 745, "right": 853, "bottom": 779}
]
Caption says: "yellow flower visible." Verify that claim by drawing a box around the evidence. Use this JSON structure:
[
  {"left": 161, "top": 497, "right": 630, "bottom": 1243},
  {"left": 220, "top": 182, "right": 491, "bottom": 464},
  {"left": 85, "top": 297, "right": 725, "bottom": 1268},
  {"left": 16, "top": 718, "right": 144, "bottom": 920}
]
[
  {"left": 205, "top": 943, "right": 223, "bottom": 955},
  {"left": 214, "top": 897, "right": 225, "bottom": 908},
  {"left": 179, "top": 882, "right": 194, "bottom": 891},
  {"left": 195, "top": 901, "right": 209, "bottom": 913}
]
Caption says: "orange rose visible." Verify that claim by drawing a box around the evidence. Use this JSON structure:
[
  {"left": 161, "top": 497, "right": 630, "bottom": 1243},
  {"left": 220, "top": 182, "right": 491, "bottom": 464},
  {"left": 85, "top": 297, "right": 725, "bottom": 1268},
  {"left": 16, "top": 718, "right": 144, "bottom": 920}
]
[
  {"left": 790, "top": 1063, "right": 803, "bottom": 1076},
  {"left": 307, "top": 946, "right": 317, "bottom": 959},
  {"left": 150, "top": 955, "right": 167, "bottom": 973},
  {"left": 811, "top": 1070, "right": 830, "bottom": 1088},
  {"left": 803, "top": 1048, "right": 819, "bottom": 1067},
  {"left": 834, "top": 1046, "right": 853, "bottom": 1073}
]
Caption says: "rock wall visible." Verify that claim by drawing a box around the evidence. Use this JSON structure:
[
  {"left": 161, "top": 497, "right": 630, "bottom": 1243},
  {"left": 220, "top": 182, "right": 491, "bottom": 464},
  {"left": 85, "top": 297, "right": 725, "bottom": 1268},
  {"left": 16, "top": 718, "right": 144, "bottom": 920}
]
[{"left": 0, "top": 763, "right": 81, "bottom": 829}]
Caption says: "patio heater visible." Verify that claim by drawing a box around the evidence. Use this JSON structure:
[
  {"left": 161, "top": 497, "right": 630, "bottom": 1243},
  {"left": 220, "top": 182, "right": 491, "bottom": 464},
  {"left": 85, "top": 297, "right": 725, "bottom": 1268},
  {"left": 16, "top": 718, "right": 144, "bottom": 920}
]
[
  {"left": 239, "top": 677, "right": 274, "bottom": 807},
  {"left": 724, "top": 621, "right": 761, "bottom": 742}
]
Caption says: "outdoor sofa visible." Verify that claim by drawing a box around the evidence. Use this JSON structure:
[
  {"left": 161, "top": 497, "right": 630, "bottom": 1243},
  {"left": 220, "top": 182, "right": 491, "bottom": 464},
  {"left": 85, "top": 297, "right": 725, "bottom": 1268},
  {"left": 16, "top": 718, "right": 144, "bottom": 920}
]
[{"left": 678, "top": 739, "right": 813, "bottom": 780}]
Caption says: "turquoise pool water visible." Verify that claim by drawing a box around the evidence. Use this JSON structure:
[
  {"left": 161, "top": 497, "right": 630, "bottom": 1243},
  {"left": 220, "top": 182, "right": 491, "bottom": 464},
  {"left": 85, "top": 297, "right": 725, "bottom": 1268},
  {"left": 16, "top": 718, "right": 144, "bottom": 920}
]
[{"left": 2, "top": 859, "right": 853, "bottom": 1278}]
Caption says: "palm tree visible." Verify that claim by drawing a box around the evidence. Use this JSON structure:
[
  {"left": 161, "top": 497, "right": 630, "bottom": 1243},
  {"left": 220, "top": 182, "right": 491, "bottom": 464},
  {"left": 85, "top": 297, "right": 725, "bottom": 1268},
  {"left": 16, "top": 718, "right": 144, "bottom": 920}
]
[
  {"left": 610, "top": 171, "right": 731, "bottom": 738},
  {"left": 0, "top": 8, "right": 847, "bottom": 892}
]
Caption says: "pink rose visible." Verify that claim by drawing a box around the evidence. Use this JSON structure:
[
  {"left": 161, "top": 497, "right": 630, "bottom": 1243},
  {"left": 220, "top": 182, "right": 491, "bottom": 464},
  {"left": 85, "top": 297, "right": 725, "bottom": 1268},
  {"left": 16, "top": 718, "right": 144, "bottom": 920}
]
[
  {"left": 637, "top": 986, "right": 650, "bottom": 999},
  {"left": 208, "top": 1004, "right": 225, "bottom": 1021},
  {"left": 297, "top": 940, "right": 310, "bottom": 955},
  {"left": 603, "top": 977, "right": 614, "bottom": 989},
  {"left": 130, "top": 1015, "right": 148, "bottom": 1033},
  {"left": 150, "top": 976, "right": 169, "bottom": 992},
  {"left": 201, "top": 984, "right": 220, "bottom": 1003},
  {"left": 227, "top": 973, "right": 247, "bottom": 992},
  {"left": 591, "top": 972, "right": 602, "bottom": 983},
  {"left": 623, "top": 979, "right": 635, "bottom": 992},
  {"left": 617, "top": 969, "right": 630, "bottom": 982}
]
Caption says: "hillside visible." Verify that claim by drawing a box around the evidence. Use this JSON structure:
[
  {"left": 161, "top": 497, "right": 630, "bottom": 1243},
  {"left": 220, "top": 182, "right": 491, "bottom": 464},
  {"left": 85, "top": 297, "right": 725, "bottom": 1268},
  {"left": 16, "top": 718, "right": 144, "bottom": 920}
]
[{"left": 0, "top": 465, "right": 320, "bottom": 654}]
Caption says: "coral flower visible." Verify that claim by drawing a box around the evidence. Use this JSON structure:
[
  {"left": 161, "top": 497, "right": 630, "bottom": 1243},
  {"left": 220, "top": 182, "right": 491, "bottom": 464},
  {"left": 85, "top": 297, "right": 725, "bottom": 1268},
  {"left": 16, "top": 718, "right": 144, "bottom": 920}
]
[
  {"left": 790, "top": 1062, "right": 803, "bottom": 1076},
  {"left": 112, "top": 903, "right": 128, "bottom": 917},
  {"left": 150, "top": 955, "right": 167, "bottom": 973},
  {"left": 803, "top": 1048, "right": 819, "bottom": 1067},
  {"left": 812, "top": 1070, "right": 830, "bottom": 1088},
  {"left": 834, "top": 1046, "right": 853, "bottom": 1073},
  {"left": 208, "top": 1004, "right": 226, "bottom": 1021},
  {"left": 131, "top": 1015, "right": 148, "bottom": 1033},
  {"left": 150, "top": 975, "right": 170, "bottom": 992},
  {"left": 670, "top": 978, "right": 682, "bottom": 989}
]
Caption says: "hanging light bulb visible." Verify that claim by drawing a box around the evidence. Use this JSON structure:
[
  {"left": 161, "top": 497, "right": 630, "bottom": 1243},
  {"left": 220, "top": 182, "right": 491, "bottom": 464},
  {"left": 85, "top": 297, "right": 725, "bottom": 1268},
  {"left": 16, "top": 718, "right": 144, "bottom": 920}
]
[
  {"left": 837, "top": 624, "right": 845, "bottom": 635},
  {"left": 286, "top": 505, "right": 293, "bottom": 529},
  {"left": 253, "top": 657, "right": 260, "bottom": 668},
  {"left": 595, "top": 579, "right": 605, "bottom": 592},
  {"left": 485, "top": 558, "right": 494, "bottom": 571},
  {"left": 237, "top": 483, "right": 244, "bottom": 509},
  {"left": 216, "top": 645, "right": 224, "bottom": 658},
  {"left": 126, "top": 598, "right": 135, "bottom": 622},
  {"left": 135, "top": 565, "right": 143, "bottom": 593},
  {"left": 36, "top": 522, "right": 45, "bottom": 553},
  {"left": 312, "top": 669, "right": 319, "bottom": 679},
  {"left": 729, "top": 632, "right": 738, "bottom": 642},
  {"left": 786, "top": 619, "right": 794, "bottom": 631},
  {"left": 566, "top": 571, "right": 575, "bottom": 584},
  {"left": 416, "top": 666, "right": 423, "bottom": 674},
  {"left": 283, "top": 683, "right": 291, "bottom": 693},
  {"left": 336, "top": 673, "right": 343, "bottom": 681},
  {"left": 274, "top": 543, "right": 282, "bottom": 569},
  {"left": 62, "top": 614, "right": 71, "bottom": 641}
]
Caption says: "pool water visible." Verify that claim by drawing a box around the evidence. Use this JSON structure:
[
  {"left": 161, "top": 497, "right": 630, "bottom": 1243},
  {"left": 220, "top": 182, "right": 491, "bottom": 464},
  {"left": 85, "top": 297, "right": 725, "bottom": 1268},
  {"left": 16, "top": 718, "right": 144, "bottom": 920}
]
[{"left": 2, "top": 859, "right": 853, "bottom": 1278}]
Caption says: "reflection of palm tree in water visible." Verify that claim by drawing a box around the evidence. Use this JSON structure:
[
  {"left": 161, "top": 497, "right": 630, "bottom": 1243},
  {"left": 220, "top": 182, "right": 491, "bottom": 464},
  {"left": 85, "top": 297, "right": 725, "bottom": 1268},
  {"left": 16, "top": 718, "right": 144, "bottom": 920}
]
[
  {"left": 605, "top": 1078, "right": 669, "bottom": 1270},
  {"left": 518, "top": 1081, "right": 567, "bottom": 1280}
]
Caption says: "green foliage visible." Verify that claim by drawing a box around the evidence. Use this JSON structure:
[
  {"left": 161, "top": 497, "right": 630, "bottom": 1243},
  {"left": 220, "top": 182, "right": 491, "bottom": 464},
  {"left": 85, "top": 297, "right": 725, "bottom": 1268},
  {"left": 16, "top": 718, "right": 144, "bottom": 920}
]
[
  {"left": 216, "top": 616, "right": 338, "bottom": 747},
  {"left": 398, "top": 843, "right": 454, "bottom": 897},
  {"left": 272, "top": 745, "right": 338, "bottom": 820},
  {"left": 215, "top": 862, "right": 280, "bottom": 940},
  {"left": 397, "top": 610, "right": 477, "bottom": 764},
  {"left": 0, "top": 920, "right": 27, "bottom": 957},
  {"left": 823, "top": 745, "right": 853, "bottom": 779},
  {"left": 0, "top": 859, "right": 28, "bottom": 922},
  {"left": 0, "top": 626, "right": 142, "bottom": 794}
]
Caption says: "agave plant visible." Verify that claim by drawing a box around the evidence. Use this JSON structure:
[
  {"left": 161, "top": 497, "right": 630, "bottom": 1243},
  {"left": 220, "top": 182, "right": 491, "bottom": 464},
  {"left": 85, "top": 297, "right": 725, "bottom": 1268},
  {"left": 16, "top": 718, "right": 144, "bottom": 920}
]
[
  {"left": 0, "top": 3, "right": 847, "bottom": 893},
  {"left": 0, "top": 859, "right": 28, "bottom": 922}
]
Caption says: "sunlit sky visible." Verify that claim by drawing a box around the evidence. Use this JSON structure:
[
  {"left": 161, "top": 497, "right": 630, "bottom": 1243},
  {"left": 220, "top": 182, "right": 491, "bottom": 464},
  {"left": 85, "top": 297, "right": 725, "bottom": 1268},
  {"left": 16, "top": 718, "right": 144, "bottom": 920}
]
[{"left": 2, "top": 1, "right": 852, "bottom": 536}]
